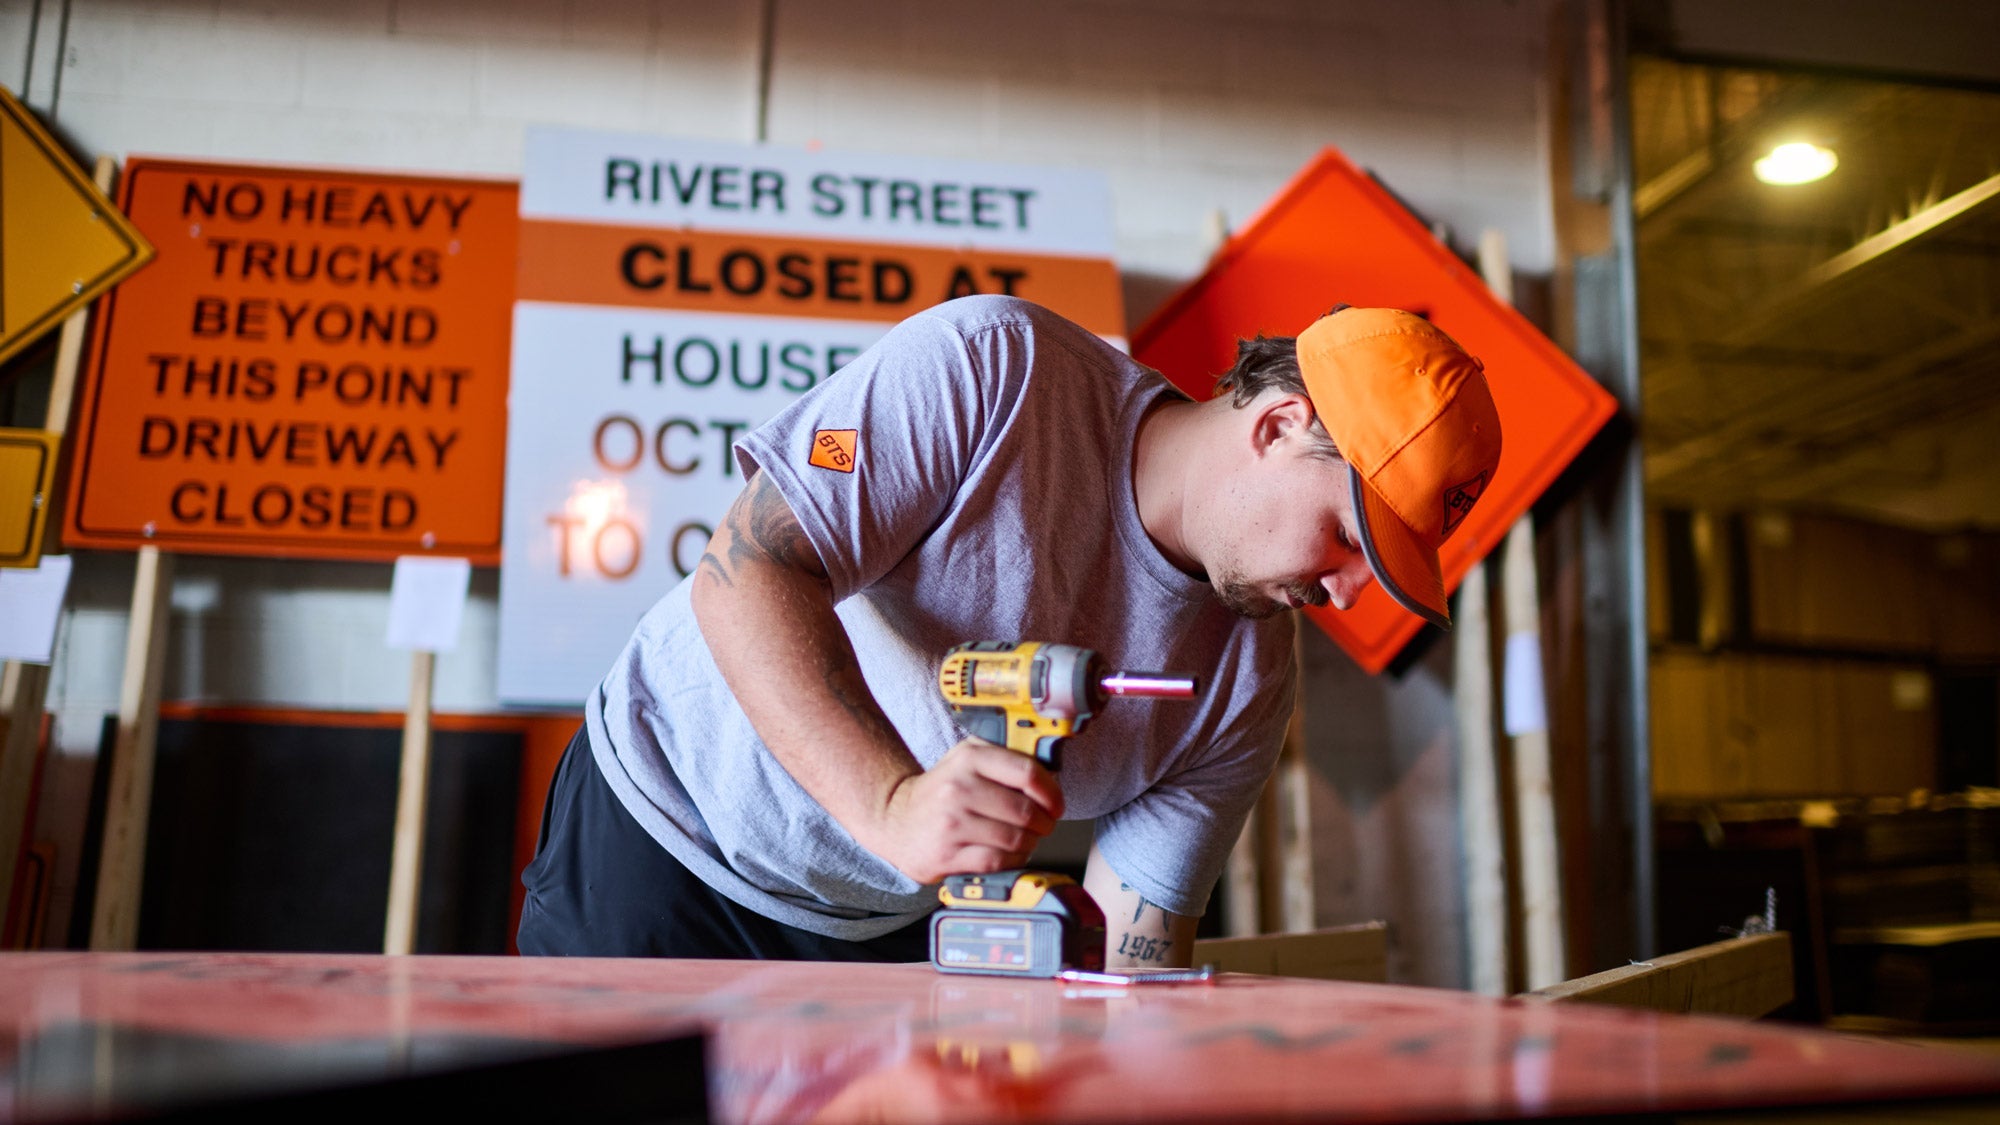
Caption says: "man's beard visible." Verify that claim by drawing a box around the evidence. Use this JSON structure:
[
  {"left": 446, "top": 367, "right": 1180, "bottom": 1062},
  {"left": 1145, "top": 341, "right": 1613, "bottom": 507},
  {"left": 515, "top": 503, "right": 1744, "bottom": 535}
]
[{"left": 1214, "top": 574, "right": 1328, "bottom": 620}]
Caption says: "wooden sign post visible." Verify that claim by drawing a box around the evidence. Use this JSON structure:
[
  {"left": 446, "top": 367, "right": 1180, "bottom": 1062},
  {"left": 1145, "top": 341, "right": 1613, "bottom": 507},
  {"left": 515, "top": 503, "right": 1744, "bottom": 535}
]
[
  {"left": 89, "top": 544, "right": 173, "bottom": 950},
  {"left": 379, "top": 555, "right": 470, "bottom": 954},
  {"left": 383, "top": 650, "right": 435, "bottom": 956}
]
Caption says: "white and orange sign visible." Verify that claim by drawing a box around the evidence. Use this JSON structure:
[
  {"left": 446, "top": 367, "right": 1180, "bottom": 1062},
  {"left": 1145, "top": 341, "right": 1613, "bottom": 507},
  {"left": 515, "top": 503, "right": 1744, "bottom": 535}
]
[
  {"left": 499, "top": 128, "right": 1122, "bottom": 705},
  {"left": 65, "top": 160, "right": 517, "bottom": 562}
]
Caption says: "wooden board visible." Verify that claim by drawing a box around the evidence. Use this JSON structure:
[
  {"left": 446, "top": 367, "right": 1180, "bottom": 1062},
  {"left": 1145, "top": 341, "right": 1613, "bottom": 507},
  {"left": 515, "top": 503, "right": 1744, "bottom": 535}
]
[
  {"left": 1524, "top": 932, "right": 1795, "bottom": 1019},
  {"left": 1192, "top": 921, "right": 1387, "bottom": 982},
  {"left": 1650, "top": 653, "right": 1936, "bottom": 800},
  {"left": 1744, "top": 512, "right": 1936, "bottom": 654},
  {"left": 0, "top": 951, "right": 1996, "bottom": 1123}
]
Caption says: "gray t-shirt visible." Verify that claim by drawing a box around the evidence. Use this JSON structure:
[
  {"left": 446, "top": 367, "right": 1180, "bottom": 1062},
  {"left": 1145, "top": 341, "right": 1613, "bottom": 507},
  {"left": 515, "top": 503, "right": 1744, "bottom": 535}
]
[{"left": 588, "top": 295, "right": 1295, "bottom": 940}]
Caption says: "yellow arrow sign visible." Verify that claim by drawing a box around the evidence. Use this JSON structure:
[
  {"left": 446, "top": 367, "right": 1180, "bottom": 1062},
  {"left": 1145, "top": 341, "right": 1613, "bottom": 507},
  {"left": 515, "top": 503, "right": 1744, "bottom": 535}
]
[
  {"left": 0, "top": 428, "right": 58, "bottom": 567},
  {"left": 0, "top": 84, "right": 153, "bottom": 367}
]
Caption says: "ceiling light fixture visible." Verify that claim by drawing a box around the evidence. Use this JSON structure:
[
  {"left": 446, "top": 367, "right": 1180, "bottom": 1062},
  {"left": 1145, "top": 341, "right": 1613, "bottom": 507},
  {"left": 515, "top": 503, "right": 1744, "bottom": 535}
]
[{"left": 1754, "top": 142, "right": 1838, "bottom": 185}]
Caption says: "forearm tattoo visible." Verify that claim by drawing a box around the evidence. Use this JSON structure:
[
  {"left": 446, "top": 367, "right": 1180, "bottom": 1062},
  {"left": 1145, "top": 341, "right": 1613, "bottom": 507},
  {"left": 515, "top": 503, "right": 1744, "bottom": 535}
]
[
  {"left": 698, "top": 474, "right": 899, "bottom": 748},
  {"left": 1116, "top": 883, "right": 1177, "bottom": 963}
]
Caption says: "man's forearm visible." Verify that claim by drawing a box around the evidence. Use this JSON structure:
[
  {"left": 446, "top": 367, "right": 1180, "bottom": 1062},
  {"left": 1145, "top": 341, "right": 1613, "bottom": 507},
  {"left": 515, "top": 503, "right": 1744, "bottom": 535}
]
[
  {"left": 690, "top": 473, "right": 917, "bottom": 850},
  {"left": 1083, "top": 842, "right": 1198, "bottom": 969}
]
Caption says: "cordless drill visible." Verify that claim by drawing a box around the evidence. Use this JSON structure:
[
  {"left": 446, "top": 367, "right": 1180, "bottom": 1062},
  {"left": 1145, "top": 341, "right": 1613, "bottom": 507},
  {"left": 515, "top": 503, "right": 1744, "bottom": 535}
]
[
  {"left": 929, "top": 641, "right": 1197, "bottom": 977},
  {"left": 935, "top": 641, "right": 1197, "bottom": 771}
]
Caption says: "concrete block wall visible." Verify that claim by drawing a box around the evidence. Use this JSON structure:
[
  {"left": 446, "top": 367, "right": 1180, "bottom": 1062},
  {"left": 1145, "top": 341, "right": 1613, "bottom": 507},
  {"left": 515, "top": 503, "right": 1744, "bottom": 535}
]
[{"left": 6, "top": 0, "right": 1555, "bottom": 984}]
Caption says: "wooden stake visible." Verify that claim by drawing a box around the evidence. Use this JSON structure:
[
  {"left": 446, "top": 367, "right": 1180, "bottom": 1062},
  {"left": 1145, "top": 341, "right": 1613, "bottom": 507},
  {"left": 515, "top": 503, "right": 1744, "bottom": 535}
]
[
  {"left": 1503, "top": 520, "right": 1566, "bottom": 988},
  {"left": 0, "top": 156, "right": 116, "bottom": 931},
  {"left": 0, "top": 650, "right": 52, "bottom": 933},
  {"left": 1454, "top": 559, "right": 1508, "bottom": 994},
  {"left": 1276, "top": 629, "right": 1314, "bottom": 933},
  {"left": 383, "top": 650, "right": 436, "bottom": 955},
  {"left": 90, "top": 545, "right": 174, "bottom": 950},
  {"left": 1225, "top": 798, "right": 1265, "bottom": 938},
  {"left": 1481, "top": 228, "right": 1567, "bottom": 990}
]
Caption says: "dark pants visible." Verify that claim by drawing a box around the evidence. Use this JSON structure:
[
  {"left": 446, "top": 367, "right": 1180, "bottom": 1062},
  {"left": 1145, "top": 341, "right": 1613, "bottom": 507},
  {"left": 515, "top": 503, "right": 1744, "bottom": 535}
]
[{"left": 518, "top": 725, "right": 930, "bottom": 961}]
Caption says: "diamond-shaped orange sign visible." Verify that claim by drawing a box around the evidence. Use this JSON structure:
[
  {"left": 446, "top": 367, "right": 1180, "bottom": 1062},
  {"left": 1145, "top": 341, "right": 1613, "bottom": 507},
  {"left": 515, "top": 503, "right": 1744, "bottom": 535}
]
[{"left": 1133, "top": 148, "right": 1617, "bottom": 674}]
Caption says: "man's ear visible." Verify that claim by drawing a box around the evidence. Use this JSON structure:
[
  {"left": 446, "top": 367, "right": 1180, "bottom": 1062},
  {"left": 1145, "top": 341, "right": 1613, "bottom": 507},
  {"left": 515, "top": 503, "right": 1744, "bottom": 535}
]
[{"left": 1250, "top": 393, "right": 1318, "bottom": 457}]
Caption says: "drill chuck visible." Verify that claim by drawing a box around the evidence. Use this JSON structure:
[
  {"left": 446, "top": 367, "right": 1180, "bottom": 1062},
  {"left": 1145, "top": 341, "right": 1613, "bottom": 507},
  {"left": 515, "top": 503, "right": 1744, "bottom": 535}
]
[{"left": 1099, "top": 671, "right": 1197, "bottom": 698}]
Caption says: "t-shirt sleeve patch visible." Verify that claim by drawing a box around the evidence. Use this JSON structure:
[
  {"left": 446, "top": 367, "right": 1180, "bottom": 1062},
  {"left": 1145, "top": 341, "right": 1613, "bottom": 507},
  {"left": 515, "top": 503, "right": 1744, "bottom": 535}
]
[{"left": 808, "top": 429, "right": 859, "bottom": 474}]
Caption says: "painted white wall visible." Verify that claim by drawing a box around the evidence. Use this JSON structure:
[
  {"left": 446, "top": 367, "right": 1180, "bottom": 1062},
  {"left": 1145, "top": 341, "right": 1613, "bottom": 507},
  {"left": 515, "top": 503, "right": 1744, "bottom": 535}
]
[{"left": 9, "top": 0, "right": 1555, "bottom": 980}]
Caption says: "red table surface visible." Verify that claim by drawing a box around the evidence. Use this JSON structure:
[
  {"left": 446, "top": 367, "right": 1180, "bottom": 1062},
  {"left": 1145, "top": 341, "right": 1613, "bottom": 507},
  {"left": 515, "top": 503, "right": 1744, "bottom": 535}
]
[{"left": 2, "top": 952, "right": 1997, "bottom": 1123}]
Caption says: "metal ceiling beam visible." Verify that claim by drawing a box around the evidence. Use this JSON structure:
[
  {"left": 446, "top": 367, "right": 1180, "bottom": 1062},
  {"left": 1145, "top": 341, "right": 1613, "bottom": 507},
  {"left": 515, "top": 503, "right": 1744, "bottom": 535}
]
[
  {"left": 1786, "top": 169, "right": 2000, "bottom": 303},
  {"left": 1640, "top": 167, "right": 2000, "bottom": 394}
]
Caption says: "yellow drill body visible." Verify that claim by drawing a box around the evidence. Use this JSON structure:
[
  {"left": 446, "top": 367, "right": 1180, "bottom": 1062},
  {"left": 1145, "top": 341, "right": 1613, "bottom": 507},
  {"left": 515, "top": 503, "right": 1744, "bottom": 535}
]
[{"left": 937, "top": 641, "right": 1083, "bottom": 767}]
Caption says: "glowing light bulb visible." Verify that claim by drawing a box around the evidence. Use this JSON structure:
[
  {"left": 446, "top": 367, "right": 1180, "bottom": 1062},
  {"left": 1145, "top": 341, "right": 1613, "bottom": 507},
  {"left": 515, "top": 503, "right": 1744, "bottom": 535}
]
[{"left": 1753, "top": 142, "right": 1837, "bottom": 185}]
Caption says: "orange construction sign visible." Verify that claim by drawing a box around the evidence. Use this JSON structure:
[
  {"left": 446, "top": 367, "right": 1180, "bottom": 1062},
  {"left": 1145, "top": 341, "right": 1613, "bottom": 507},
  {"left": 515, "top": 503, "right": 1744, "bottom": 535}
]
[
  {"left": 65, "top": 160, "right": 518, "bottom": 563},
  {"left": 1133, "top": 148, "right": 1618, "bottom": 674}
]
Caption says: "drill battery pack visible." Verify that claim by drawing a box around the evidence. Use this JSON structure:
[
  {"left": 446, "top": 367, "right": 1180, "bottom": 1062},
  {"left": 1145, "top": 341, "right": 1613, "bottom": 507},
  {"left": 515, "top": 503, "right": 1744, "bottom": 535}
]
[{"left": 930, "top": 870, "right": 1106, "bottom": 978}]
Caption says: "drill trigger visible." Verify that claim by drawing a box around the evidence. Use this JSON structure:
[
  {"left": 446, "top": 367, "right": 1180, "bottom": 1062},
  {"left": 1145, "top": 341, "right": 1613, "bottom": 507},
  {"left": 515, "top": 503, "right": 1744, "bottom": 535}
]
[{"left": 1035, "top": 735, "right": 1065, "bottom": 772}]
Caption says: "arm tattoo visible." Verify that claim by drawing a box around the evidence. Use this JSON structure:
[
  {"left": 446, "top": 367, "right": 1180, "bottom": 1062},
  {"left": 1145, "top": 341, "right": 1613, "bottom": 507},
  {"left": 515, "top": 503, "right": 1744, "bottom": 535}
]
[
  {"left": 731, "top": 474, "right": 828, "bottom": 579},
  {"left": 695, "top": 550, "right": 733, "bottom": 588},
  {"left": 1115, "top": 932, "right": 1174, "bottom": 963},
  {"left": 814, "top": 634, "right": 904, "bottom": 748},
  {"left": 704, "top": 475, "right": 897, "bottom": 745},
  {"left": 1120, "top": 883, "right": 1156, "bottom": 926},
  {"left": 699, "top": 473, "right": 829, "bottom": 588}
]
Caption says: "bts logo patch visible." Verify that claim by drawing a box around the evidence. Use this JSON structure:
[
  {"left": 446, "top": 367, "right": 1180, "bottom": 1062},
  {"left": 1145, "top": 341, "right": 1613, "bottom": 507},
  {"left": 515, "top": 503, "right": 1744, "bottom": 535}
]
[
  {"left": 1441, "top": 471, "right": 1490, "bottom": 536},
  {"left": 809, "top": 429, "right": 858, "bottom": 473}
]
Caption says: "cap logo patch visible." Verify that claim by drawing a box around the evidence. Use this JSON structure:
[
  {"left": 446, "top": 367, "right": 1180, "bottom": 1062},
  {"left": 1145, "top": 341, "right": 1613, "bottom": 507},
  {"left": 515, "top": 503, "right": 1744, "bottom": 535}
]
[
  {"left": 1441, "top": 471, "right": 1490, "bottom": 536},
  {"left": 808, "top": 429, "right": 858, "bottom": 473}
]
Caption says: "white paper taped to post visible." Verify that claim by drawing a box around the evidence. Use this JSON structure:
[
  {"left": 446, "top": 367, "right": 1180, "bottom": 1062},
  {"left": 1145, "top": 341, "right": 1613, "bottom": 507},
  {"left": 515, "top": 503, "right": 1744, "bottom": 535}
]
[
  {"left": 386, "top": 555, "right": 472, "bottom": 653},
  {"left": 1502, "top": 630, "right": 1547, "bottom": 737},
  {"left": 0, "top": 555, "right": 73, "bottom": 664}
]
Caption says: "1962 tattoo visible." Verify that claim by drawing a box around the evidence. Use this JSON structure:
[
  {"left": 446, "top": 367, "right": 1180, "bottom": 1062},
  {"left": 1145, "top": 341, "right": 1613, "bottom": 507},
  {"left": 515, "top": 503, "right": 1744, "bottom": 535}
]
[{"left": 1117, "top": 933, "right": 1173, "bottom": 963}]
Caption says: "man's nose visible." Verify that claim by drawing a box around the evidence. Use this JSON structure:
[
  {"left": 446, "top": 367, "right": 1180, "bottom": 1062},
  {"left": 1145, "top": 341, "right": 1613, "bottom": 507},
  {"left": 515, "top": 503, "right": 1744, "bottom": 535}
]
[{"left": 1321, "top": 560, "right": 1375, "bottom": 610}]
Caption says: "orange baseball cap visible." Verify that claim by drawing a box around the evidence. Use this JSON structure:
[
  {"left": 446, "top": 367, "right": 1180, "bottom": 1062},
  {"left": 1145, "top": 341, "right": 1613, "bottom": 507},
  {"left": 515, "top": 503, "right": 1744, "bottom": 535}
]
[{"left": 1297, "top": 307, "right": 1502, "bottom": 630}]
